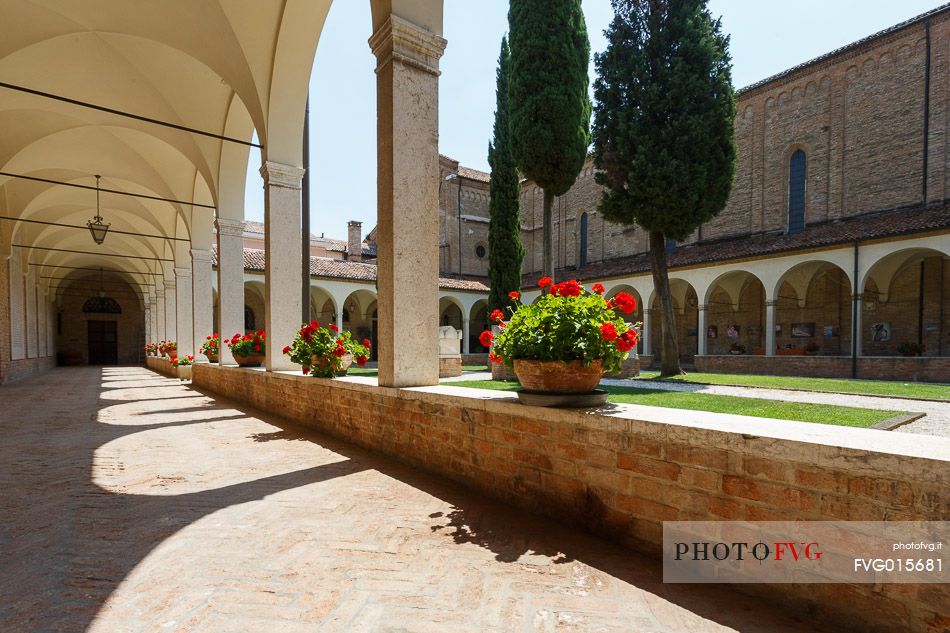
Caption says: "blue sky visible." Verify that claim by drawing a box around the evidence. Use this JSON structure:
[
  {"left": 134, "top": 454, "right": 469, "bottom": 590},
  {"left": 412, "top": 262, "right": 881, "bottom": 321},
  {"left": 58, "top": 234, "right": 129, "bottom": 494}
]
[{"left": 244, "top": 0, "right": 942, "bottom": 239}]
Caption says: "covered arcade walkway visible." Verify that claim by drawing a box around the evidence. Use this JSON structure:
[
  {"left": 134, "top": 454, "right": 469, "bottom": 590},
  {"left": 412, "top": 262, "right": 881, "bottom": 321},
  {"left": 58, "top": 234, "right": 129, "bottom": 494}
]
[{"left": 0, "top": 366, "right": 828, "bottom": 633}]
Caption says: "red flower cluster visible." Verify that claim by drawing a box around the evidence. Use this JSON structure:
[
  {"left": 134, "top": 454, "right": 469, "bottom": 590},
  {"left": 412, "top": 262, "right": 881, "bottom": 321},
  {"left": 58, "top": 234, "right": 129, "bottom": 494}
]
[
  {"left": 329, "top": 324, "right": 339, "bottom": 332},
  {"left": 592, "top": 283, "right": 605, "bottom": 295},
  {"left": 615, "top": 329, "right": 638, "bottom": 352},
  {"left": 356, "top": 355, "right": 368, "bottom": 366},
  {"left": 490, "top": 309, "right": 505, "bottom": 324},
  {"left": 479, "top": 330, "right": 494, "bottom": 347},
  {"left": 613, "top": 292, "right": 637, "bottom": 314},
  {"left": 538, "top": 276, "right": 553, "bottom": 288},
  {"left": 362, "top": 338, "right": 371, "bottom": 349},
  {"left": 549, "top": 279, "right": 582, "bottom": 297},
  {"left": 227, "top": 329, "right": 265, "bottom": 356},
  {"left": 299, "top": 320, "right": 320, "bottom": 342},
  {"left": 599, "top": 322, "right": 618, "bottom": 341},
  {"left": 508, "top": 291, "right": 520, "bottom": 301},
  {"left": 489, "top": 351, "right": 502, "bottom": 364}
]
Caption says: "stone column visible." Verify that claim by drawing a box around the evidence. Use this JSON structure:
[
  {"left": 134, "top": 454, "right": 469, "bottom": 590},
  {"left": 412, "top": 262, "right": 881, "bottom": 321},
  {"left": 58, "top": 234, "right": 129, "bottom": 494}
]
[
  {"left": 335, "top": 309, "right": 344, "bottom": 333},
  {"left": 260, "top": 161, "right": 305, "bottom": 371},
  {"left": 175, "top": 267, "right": 194, "bottom": 357},
  {"left": 25, "top": 271, "right": 37, "bottom": 358},
  {"left": 164, "top": 279, "right": 177, "bottom": 343},
  {"left": 370, "top": 15, "right": 447, "bottom": 387},
  {"left": 155, "top": 289, "right": 166, "bottom": 341},
  {"left": 696, "top": 304, "right": 708, "bottom": 356},
  {"left": 149, "top": 296, "right": 159, "bottom": 342},
  {"left": 216, "top": 217, "right": 245, "bottom": 365},
  {"left": 192, "top": 249, "right": 214, "bottom": 361},
  {"left": 462, "top": 317, "right": 470, "bottom": 354},
  {"left": 144, "top": 304, "right": 151, "bottom": 344},
  {"left": 641, "top": 309, "right": 652, "bottom": 356},
  {"left": 765, "top": 300, "right": 778, "bottom": 356},
  {"left": 853, "top": 293, "right": 864, "bottom": 357}
]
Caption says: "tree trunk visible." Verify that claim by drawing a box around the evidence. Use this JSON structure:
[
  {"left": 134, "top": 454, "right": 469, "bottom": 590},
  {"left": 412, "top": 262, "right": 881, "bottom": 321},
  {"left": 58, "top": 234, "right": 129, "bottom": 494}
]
[
  {"left": 648, "top": 230, "right": 684, "bottom": 376},
  {"left": 542, "top": 188, "right": 555, "bottom": 281}
]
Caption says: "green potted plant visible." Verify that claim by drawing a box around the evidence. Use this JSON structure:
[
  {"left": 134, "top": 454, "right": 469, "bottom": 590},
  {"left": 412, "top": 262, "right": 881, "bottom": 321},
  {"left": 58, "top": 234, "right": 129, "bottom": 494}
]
[
  {"left": 170, "top": 353, "right": 194, "bottom": 380},
  {"left": 282, "top": 321, "right": 369, "bottom": 378},
  {"left": 484, "top": 279, "right": 637, "bottom": 397},
  {"left": 226, "top": 330, "right": 266, "bottom": 367},
  {"left": 201, "top": 333, "right": 220, "bottom": 363},
  {"left": 897, "top": 341, "right": 925, "bottom": 357}
]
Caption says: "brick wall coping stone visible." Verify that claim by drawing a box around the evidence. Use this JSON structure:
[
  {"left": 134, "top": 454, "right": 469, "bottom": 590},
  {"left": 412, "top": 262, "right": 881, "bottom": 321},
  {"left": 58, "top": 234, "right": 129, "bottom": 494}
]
[{"left": 218, "top": 366, "right": 949, "bottom": 475}]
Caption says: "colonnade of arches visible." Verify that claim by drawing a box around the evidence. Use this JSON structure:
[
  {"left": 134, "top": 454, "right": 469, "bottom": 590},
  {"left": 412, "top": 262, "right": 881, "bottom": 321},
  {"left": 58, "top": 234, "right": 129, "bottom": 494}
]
[{"left": 520, "top": 240, "right": 950, "bottom": 363}]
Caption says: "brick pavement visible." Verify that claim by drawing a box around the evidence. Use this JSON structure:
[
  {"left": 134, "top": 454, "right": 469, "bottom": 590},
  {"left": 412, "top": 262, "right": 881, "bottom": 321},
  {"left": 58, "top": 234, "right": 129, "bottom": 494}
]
[{"left": 0, "top": 367, "right": 833, "bottom": 633}]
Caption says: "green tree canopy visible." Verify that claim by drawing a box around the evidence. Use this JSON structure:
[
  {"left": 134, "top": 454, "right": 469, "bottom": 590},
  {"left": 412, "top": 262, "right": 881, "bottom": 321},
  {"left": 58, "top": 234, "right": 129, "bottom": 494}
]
[
  {"left": 487, "top": 37, "right": 524, "bottom": 317},
  {"left": 509, "top": 0, "right": 591, "bottom": 279}
]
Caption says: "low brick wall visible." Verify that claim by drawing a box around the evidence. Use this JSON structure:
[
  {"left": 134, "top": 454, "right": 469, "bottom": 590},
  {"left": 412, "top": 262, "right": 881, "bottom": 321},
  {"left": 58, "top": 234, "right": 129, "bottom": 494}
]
[
  {"left": 0, "top": 356, "right": 55, "bottom": 384},
  {"left": 461, "top": 353, "right": 488, "bottom": 365},
  {"left": 145, "top": 355, "right": 177, "bottom": 378},
  {"left": 192, "top": 364, "right": 949, "bottom": 632},
  {"left": 695, "top": 355, "right": 950, "bottom": 383}
]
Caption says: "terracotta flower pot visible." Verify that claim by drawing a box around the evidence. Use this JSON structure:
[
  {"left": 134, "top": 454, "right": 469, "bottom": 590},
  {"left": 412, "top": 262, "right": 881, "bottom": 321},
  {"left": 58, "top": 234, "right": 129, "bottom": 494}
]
[
  {"left": 513, "top": 359, "right": 604, "bottom": 394},
  {"left": 310, "top": 353, "right": 353, "bottom": 376},
  {"left": 177, "top": 365, "right": 192, "bottom": 380},
  {"left": 234, "top": 353, "right": 264, "bottom": 368},
  {"left": 205, "top": 352, "right": 219, "bottom": 363}
]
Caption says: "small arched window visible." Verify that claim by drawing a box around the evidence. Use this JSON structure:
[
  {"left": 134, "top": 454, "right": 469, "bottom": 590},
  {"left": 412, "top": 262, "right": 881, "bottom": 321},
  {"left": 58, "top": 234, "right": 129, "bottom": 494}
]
[
  {"left": 579, "top": 212, "right": 589, "bottom": 268},
  {"left": 788, "top": 149, "right": 806, "bottom": 234}
]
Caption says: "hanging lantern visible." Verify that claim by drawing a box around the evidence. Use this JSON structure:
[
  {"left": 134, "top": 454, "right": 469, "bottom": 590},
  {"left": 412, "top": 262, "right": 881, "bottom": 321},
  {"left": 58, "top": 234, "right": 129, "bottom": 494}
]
[{"left": 87, "top": 175, "right": 110, "bottom": 245}]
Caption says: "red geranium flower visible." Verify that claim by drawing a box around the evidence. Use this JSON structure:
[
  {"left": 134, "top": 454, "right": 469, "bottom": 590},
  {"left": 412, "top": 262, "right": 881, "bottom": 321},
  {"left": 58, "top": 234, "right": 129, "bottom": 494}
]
[
  {"left": 479, "top": 330, "right": 494, "bottom": 347},
  {"left": 614, "top": 291, "right": 637, "bottom": 315},
  {"left": 332, "top": 346, "right": 346, "bottom": 357},
  {"left": 282, "top": 345, "right": 291, "bottom": 354},
  {"left": 309, "top": 321, "right": 318, "bottom": 329},
  {"left": 362, "top": 338, "right": 371, "bottom": 349},
  {"left": 329, "top": 324, "right": 338, "bottom": 332},
  {"left": 302, "top": 366, "right": 310, "bottom": 375},
  {"left": 600, "top": 322, "right": 618, "bottom": 341},
  {"left": 356, "top": 355, "right": 368, "bottom": 366},
  {"left": 615, "top": 329, "right": 638, "bottom": 352},
  {"left": 489, "top": 352, "right": 503, "bottom": 364},
  {"left": 490, "top": 309, "right": 505, "bottom": 323},
  {"left": 550, "top": 279, "right": 581, "bottom": 297},
  {"left": 538, "top": 276, "right": 553, "bottom": 288},
  {"left": 592, "top": 283, "right": 605, "bottom": 295},
  {"left": 508, "top": 291, "right": 520, "bottom": 301}
]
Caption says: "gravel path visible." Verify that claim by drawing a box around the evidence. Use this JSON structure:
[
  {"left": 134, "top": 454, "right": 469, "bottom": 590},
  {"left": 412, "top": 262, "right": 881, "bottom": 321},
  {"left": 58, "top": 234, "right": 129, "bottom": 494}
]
[{"left": 442, "top": 371, "right": 950, "bottom": 437}]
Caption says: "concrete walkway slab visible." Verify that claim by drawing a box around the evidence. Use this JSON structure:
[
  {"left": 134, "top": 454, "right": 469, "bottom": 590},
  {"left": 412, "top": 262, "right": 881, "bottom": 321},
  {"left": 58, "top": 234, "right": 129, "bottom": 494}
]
[{"left": 1, "top": 366, "right": 835, "bottom": 633}]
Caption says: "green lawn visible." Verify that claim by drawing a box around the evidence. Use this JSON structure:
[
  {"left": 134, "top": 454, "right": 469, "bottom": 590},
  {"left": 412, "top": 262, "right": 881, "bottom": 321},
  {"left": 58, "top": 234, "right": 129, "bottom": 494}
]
[
  {"left": 450, "top": 380, "right": 904, "bottom": 428},
  {"left": 636, "top": 371, "right": 949, "bottom": 401},
  {"left": 347, "top": 365, "right": 488, "bottom": 378}
]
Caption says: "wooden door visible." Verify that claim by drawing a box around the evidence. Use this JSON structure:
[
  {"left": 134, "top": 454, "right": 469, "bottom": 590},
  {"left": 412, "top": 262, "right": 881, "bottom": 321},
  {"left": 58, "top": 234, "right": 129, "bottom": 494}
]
[{"left": 88, "top": 320, "right": 118, "bottom": 365}]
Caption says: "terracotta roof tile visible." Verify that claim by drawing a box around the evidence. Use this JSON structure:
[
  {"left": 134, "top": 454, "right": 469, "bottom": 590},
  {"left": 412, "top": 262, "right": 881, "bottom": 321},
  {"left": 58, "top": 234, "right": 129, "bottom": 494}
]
[
  {"left": 523, "top": 202, "right": 950, "bottom": 286},
  {"left": 211, "top": 248, "right": 487, "bottom": 292}
]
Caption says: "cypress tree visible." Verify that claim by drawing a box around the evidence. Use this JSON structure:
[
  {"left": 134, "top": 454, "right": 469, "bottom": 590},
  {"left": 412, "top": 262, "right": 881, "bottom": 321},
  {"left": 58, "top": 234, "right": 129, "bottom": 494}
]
[
  {"left": 487, "top": 37, "right": 524, "bottom": 318},
  {"left": 592, "top": 0, "right": 737, "bottom": 376},
  {"left": 508, "top": 0, "right": 591, "bottom": 282}
]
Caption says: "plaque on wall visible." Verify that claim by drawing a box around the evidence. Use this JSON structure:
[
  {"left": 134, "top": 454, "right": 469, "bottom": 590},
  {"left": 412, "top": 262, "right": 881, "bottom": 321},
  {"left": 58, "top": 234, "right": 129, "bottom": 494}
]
[
  {"left": 823, "top": 324, "right": 835, "bottom": 337},
  {"left": 725, "top": 325, "right": 740, "bottom": 340},
  {"left": 870, "top": 322, "right": 891, "bottom": 342},
  {"left": 791, "top": 322, "right": 815, "bottom": 338},
  {"left": 707, "top": 325, "right": 718, "bottom": 339}
]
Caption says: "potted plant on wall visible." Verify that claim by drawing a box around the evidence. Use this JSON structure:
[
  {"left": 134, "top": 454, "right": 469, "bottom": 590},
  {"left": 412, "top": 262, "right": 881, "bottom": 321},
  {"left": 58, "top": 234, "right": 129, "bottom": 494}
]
[
  {"left": 227, "top": 330, "right": 266, "bottom": 367},
  {"left": 159, "top": 340, "right": 177, "bottom": 359},
  {"left": 201, "top": 333, "right": 220, "bottom": 363},
  {"left": 484, "top": 278, "right": 637, "bottom": 405},
  {"left": 170, "top": 353, "right": 194, "bottom": 380},
  {"left": 282, "top": 321, "right": 370, "bottom": 378},
  {"left": 729, "top": 342, "right": 746, "bottom": 355},
  {"left": 897, "top": 341, "right": 925, "bottom": 357}
]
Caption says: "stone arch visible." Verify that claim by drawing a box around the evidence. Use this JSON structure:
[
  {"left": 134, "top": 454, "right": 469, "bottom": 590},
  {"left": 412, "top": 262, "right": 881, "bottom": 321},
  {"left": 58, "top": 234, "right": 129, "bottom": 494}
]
[
  {"left": 704, "top": 270, "right": 767, "bottom": 355},
  {"left": 340, "top": 288, "right": 378, "bottom": 336},
  {"left": 773, "top": 261, "right": 852, "bottom": 355},
  {"left": 439, "top": 296, "right": 464, "bottom": 331},
  {"left": 649, "top": 279, "right": 699, "bottom": 362}
]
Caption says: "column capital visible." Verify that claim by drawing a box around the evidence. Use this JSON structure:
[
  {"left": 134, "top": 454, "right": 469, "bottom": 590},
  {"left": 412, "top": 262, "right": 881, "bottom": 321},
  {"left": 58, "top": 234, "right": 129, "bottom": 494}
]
[
  {"left": 697, "top": 304, "right": 708, "bottom": 311},
  {"left": 163, "top": 279, "right": 176, "bottom": 291},
  {"left": 174, "top": 267, "right": 192, "bottom": 279},
  {"left": 155, "top": 288, "right": 165, "bottom": 299},
  {"left": 215, "top": 217, "right": 245, "bottom": 237},
  {"left": 259, "top": 161, "right": 305, "bottom": 190},
  {"left": 852, "top": 293, "right": 864, "bottom": 302},
  {"left": 766, "top": 300, "right": 779, "bottom": 307},
  {"left": 369, "top": 14, "right": 447, "bottom": 77},
  {"left": 191, "top": 248, "right": 213, "bottom": 263}
]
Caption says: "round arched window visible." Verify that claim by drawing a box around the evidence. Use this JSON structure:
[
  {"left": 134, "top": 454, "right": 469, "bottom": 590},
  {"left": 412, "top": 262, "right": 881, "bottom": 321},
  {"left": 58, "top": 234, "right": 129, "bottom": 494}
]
[{"left": 475, "top": 244, "right": 486, "bottom": 258}]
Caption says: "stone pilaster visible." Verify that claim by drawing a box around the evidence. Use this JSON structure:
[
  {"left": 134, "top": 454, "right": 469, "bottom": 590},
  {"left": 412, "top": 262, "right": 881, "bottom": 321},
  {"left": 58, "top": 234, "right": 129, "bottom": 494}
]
[
  {"left": 260, "top": 161, "right": 305, "bottom": 371},
  {"left": 641, "top": 309, "right": 653, "bottom": 356},
  {"left": 216, "top": 217, "right": 245, "bottom": 365},
  {"left": 191, "top": 249, "right": 214, "bottom": 362},
  {"left": 462, "top": 317, "right": 470, "bottom": 354},
  {"left": 853, "top": 293, "right": 864, "bottom": 357},
  {"left": 370, "top": 15, "right": 447, "bottom": 387},
  {"left": 155, "top": 289, "right": 166, "bottom": 342},
  {"left": 144, "top": 304, "right": 151, "bottom": 345},
  {"left": 163, "top": 279, "right": 177, "bottom": 343},
  {"left": 25, "top": 269, "right": 37, "bottom": 359},
  {"left": 175, "top": 267, "right": 194, "bottom": 357}
]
